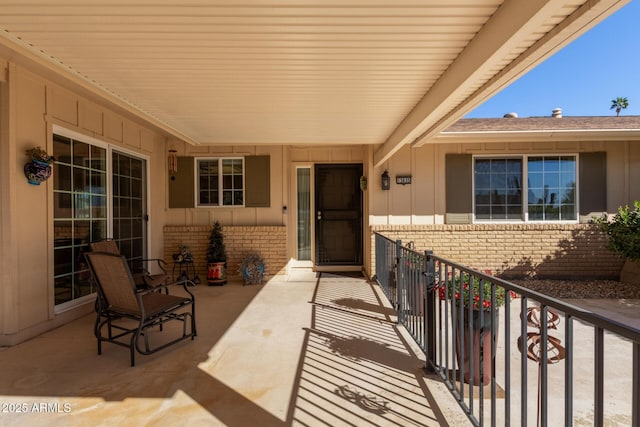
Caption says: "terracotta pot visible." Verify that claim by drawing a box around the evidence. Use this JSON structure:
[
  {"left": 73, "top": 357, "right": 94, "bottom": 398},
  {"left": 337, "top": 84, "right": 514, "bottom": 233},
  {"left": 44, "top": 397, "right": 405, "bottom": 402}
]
[
  {"left": 620, "top": 259, "right": 640, "bottom": 285},
  {"left": 454, "top": 309, "right": 498, "bottom": 386}
]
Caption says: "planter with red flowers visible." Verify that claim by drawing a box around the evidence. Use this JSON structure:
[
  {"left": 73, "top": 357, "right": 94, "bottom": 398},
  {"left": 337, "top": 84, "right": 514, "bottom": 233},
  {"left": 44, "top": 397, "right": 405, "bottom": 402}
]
[{"left": 438, "top": 270, "right": 516, "bottom": 386}]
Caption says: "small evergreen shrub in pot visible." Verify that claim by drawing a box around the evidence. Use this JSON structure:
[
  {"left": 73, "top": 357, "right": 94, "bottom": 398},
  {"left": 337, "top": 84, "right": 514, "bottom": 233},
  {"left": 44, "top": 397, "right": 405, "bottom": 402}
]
[{"left": 206, "top": 221, "right": 227, "bottom": 285}]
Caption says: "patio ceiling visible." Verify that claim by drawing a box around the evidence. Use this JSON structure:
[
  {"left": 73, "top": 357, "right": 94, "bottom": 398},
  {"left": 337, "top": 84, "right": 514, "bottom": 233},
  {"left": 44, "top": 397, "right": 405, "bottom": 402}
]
[{"left": 0, "top": 0, "right": 628, "bottom": 166}]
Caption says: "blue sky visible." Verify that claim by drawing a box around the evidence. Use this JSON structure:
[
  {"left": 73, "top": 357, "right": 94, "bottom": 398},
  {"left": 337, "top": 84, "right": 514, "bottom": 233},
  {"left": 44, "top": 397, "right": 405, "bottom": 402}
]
[{"left": 466, "top": 0, "right": 639, "bottom": 118}]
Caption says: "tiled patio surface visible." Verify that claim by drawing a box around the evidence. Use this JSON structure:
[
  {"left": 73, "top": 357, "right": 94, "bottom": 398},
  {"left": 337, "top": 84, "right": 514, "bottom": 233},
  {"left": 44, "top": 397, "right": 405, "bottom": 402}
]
[{"left": 0, "top": 271, "right": 464, "bottom": 426}]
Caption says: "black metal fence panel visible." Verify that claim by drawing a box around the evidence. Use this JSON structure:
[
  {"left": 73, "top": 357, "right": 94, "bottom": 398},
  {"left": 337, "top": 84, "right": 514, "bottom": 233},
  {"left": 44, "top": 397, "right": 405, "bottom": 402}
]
[{"left": 373, "top": 232, "right": 640, "bottom": 427}]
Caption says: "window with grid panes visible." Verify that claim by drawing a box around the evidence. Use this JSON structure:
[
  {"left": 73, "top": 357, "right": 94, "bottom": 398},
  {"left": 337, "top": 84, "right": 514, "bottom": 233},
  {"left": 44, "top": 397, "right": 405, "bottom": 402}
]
[
  {"left": 197, "top": 158, "right": 244, "bottom": 207},
  {"left": 474, "top": 155, "right": 576, "bottom": 222},
  {"left": 53, "top": 134, "right": 107, "bottom": 306}
]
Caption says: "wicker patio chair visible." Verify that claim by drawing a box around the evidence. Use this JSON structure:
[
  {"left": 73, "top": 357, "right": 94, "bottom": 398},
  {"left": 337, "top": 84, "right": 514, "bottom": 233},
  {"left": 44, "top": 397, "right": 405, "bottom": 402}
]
[{"left": 85, "top": 251, "right": 197, "bottom": 366}]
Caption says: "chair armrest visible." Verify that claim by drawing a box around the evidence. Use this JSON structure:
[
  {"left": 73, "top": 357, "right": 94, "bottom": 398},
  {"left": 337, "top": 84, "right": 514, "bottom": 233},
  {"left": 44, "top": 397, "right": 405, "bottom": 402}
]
[
  {"left": 130, "top": 258, "right": 168, "bottom": 277},
  {"left": 140, "top": 258, "right": 168, "bottom": 273},
  {"left": 137, "top": 278, "right": 195, "bottom": 297}
]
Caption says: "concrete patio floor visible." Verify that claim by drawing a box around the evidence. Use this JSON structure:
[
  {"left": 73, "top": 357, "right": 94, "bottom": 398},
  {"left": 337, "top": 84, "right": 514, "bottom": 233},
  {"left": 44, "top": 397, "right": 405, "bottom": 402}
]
[
  {"left": 0, "top": 271, "right": 465, "bottom": 427},
  {"left": 2, "top": 270, "right": 638, "bottom": 426}
]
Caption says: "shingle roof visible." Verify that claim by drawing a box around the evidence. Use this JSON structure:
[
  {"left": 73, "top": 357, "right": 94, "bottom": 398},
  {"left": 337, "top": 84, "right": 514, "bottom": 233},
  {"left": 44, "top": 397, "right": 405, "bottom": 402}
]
[{"left": 444, "top": 116, "right": 640, "bottom": 133}]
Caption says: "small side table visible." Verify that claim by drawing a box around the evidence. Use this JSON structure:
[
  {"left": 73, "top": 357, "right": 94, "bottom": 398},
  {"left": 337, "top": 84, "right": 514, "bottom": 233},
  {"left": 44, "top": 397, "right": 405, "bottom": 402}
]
[{"left": 172, "top": 259, "right": 197, "bottom": 284}]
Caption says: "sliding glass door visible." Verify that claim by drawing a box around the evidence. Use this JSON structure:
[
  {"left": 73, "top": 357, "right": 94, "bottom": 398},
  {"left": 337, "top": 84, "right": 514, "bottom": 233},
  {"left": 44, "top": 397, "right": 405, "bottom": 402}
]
[{"left": 52, "top": 129, "right": 147, "bottom": 310}]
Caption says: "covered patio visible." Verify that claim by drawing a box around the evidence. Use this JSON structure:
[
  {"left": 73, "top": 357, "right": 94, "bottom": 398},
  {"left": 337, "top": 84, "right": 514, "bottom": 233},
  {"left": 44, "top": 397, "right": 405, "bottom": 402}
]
[
  {"left": 1, "top": 3, "right": 637, "bottom": 425},
  {"left": 0, "top": 272, "right": 466, "bottom": 426}
]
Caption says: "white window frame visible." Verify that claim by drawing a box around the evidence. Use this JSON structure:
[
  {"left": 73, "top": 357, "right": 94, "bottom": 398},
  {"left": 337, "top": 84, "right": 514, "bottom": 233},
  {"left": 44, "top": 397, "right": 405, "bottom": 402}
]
[
  {"left": 52, "top": 125, "right": 152, "bottom": 313},
  {"left": 52, "top": 126, "right": 110, "bottom": 313},
  {"left": 472, "top": 154, "right": 579, "bottom": 224},
  {"left": 195, "top": 157, "right": 245, "bottom": 207}
]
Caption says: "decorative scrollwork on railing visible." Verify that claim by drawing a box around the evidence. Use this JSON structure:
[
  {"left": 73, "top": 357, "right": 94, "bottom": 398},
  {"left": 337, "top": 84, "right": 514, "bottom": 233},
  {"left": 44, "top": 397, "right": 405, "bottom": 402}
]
[
  {"left": 518, "top": 307, "right": 566, "bottom": 364},
  {"left": 518, "top": 306, "right": 566, "bottom": 426}
]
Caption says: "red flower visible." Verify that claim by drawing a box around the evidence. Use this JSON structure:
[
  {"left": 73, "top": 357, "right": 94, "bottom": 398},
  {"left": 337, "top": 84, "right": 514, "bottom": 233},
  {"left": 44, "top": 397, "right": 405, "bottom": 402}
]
[{"left": 437, "top": 271, "right": 513, "bottom": 309}]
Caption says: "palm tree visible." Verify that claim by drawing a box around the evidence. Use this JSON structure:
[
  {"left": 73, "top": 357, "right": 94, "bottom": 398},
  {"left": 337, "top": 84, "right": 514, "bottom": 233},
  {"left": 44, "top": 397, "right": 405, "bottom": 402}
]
[{"left": 610, "top": 97, "right": 629, "bottom": 116}]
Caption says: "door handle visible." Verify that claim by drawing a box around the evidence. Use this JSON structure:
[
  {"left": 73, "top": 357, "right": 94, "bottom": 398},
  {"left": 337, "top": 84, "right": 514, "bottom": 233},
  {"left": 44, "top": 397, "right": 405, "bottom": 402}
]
[{"left": 317, "top": 211, "right": 322, "bottom": 220}]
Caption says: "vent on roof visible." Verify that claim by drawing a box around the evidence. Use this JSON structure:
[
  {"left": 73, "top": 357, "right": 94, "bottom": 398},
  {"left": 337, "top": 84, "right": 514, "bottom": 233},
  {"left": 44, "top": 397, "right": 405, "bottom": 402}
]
[
  {"left": 552, "top": 108, "right": 562, "bottom": 118},
  {"left": 503, "top": 112, "right": 518, "bottom": 118}
]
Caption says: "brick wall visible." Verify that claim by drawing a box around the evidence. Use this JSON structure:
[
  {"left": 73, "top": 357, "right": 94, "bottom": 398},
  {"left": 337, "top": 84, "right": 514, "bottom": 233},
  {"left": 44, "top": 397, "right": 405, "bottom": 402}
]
[
  {"left": 370, "top": 224, "right": 623, "bottom": 280},
  {"left": 164, "top": 225, "right": 287, "bottom": 281}
]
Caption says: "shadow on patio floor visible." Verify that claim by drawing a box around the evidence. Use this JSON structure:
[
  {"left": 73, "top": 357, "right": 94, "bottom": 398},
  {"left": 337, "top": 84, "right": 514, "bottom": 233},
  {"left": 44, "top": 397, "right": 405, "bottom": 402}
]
[{"left": 0, "top": 272, "right": 457, "bottom": 426}]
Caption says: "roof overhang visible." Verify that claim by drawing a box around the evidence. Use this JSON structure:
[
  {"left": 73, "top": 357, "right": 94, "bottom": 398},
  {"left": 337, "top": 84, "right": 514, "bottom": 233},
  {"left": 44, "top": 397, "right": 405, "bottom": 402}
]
[
  {"left": 435, "top": 129, "right": 640, "bottom": 144},
  {"left": 375, "top": 0, "right": 629, "bottom": 165},
  {"left": 0, "top": 0, "right": 629, "bottom": 162}
]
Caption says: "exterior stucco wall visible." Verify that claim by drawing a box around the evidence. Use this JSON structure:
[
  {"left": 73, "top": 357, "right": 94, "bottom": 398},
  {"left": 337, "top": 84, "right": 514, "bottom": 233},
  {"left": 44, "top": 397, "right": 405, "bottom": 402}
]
[
  {"left": 370, "top": 140, "right": 640, "bottom": 226},
  {"left": 367, "top": 140, "right": 639, "bottom": 279},
  {"left": 370, "top": 224, "right": 623, "bottom": 280},
  {"left": 163, "top": 144, "right": 369, "bottom": 272},
  {"left": 0, "top": 62, "right": 170, "bottom": 346},
  {"left": 165, "top": 144, "right": 287, "bottom": 227}
]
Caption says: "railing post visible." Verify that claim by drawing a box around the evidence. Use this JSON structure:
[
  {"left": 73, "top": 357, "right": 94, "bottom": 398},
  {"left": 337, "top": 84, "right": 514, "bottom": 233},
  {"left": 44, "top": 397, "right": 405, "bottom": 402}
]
[
  {"left": 395, "top": 239, "right": 402, "bottom": 322},
  {"left": 424, "top": 250, "right": 436, "bottom": 372},
  {"left": 634, "top": 342, "right": 640, "bottom": 427},
  {"left": 595, "top": 327, "right": 604, "bottom": 426}
]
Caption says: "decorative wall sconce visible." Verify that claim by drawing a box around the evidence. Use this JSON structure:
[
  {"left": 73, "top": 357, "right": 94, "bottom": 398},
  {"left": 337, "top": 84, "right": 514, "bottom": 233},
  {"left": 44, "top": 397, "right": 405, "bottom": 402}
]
[
  {"left": 168, "top": 149, "right": 178, "bottom": 180},
  {"left": 381, "top": 170, "right": 390, "bottom": 190},
  {"left": 24, "top": 146, "right": 55, "bottom": 186}
]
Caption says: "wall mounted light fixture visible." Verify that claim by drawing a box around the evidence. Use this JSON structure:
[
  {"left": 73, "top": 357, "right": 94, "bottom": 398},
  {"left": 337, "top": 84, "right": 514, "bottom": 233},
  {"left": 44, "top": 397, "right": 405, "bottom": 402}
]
[
  {"left": 381, "top": 170, "right": 390, "bottom": 190},
  {"left": 168, "top": 149, "right": 178, "bottom": 180}
]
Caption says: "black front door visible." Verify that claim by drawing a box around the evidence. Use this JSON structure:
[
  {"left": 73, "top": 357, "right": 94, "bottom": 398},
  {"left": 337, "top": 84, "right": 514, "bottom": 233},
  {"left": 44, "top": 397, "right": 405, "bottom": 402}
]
[{"left": 315, "top": 164, "right": 363, "bottom": 266}]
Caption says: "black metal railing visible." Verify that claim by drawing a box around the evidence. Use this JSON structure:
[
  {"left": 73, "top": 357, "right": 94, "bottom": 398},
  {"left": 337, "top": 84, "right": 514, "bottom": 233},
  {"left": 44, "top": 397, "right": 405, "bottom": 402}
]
[
  {"left": 374, "top": 232, "right": 398, "bottom": 308},
  {"left": 373, "top": 232, "right": 640, "bottom": 426}
]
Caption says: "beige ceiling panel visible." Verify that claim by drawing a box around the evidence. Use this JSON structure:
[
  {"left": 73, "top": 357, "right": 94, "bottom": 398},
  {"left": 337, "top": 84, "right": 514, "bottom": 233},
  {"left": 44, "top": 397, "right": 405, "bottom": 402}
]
[{"left": 0, "top": 0, "right": 628, "bottom": 153}]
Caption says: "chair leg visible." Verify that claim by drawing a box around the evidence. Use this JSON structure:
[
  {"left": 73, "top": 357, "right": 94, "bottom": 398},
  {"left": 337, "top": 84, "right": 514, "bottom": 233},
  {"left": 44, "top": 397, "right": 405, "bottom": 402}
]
[
  {"left": 96, "top": 318, "right": 109, "bottom": 355},
  {"left": 130, "top": 334, "right": 137, "bottom": 367},
  {"left": 191, "top": 302, "right": 197, "bottom": 337}
]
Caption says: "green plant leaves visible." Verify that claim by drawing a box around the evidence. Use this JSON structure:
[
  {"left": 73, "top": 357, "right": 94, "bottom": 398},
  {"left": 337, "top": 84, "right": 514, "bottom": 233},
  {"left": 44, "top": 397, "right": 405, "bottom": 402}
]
[{"left": 596, "top": 201, "right": 640, "bottom": 261}]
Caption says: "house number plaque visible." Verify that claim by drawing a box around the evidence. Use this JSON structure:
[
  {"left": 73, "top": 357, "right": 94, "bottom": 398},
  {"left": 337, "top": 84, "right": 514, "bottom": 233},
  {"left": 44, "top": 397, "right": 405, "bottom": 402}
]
[{"left": 395, "top": 175, "right": 412, "bottom": 185}]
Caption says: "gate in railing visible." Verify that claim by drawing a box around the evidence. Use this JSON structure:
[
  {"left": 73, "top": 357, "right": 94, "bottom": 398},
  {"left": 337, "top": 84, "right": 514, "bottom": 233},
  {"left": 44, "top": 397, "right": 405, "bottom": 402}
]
[{"left": 374, "top": 232, "right": 640, "bottom": 427}]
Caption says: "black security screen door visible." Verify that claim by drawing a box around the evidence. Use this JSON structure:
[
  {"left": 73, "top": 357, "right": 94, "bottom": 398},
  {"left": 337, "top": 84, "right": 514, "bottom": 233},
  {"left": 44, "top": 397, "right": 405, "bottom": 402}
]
[{"left": 315, "top": 164, "right": 363, "bottom": 265}]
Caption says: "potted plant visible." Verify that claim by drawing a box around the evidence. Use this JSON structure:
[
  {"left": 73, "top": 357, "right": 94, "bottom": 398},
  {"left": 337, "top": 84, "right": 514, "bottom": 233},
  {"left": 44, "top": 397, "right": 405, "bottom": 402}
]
[
  {"left": 438, "top": 271, "right": 516, "bottom": 385},
  {"left": 25, "top": 146, "right": 55, "bottom": 165},
  {"left": 596, "top": 201, "right": 640, "bottom": 284},
  {"left": 24, "top": 146, "right": 55, "bottom": 185},
  {"left": 438, "top": 271, "right": 514, "bottom": 311},
  {"left": 206, "top": 221, "right": 227, "bottom": 285}
]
